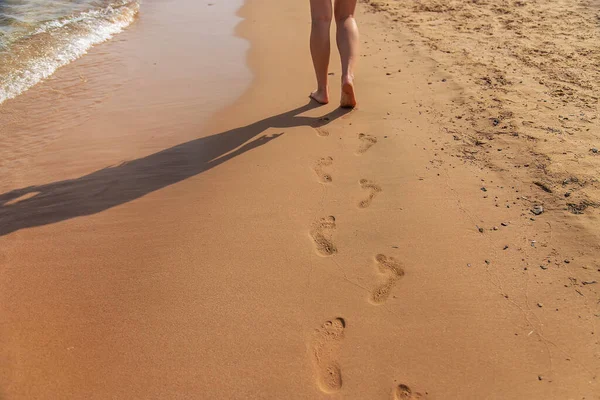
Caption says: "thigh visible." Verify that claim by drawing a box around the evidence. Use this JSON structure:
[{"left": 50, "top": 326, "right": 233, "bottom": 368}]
[
  {"left": 333, "top": 0, "right": 357, "bottom": 19},
  {"left": 310, "top": 0, "right": 333, "bottom": 20}
]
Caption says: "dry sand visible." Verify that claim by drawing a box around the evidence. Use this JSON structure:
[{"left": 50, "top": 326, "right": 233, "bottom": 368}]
[{"left": 0, "top": 0, "right": 599, "bottom": 399}]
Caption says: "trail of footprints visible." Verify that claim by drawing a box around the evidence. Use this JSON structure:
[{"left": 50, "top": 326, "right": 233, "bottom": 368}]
[{"left": 309, "top": 129, "right": 425, "bottom": 397}]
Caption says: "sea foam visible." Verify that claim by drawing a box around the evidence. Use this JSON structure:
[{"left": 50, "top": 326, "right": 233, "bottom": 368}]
[{"left": 0, "top": 0, "right": 139, "bottom": 105}]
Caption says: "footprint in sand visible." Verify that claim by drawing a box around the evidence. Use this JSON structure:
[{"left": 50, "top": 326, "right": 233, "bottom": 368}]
[
  {"left": 357, "top": 133, "right": 378, "bottom": 154},
  {"left": 370, "top": 254, "right": 405, "bottom": 304},
  {"left": 394, "top": 383, "right": 427, "bottom": 400},
  {"left": 311, "top": 318, "right": 346, "bottom": 393},
  {"left": 314, "top": 157, "right": 334, "bottom": 183},
  {"left": 316, "top": 127, "right": 330, "bottom": 137},
  {"left": 358, "top": 179, "right": 382, "bottom": 208},
  {"left": 310, "top": 216, "right": 337, "bottom": 256}
]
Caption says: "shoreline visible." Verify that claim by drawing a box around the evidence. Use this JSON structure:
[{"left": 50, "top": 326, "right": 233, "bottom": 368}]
[
  {"left": 1, "top": 0, "right": 598, "bottom": 398},
  {"left": 0, "top": 0, "right": 141, "bottom": 106},
  {"left": 0, "top": 0, "right": 250, "bottom": 189}
]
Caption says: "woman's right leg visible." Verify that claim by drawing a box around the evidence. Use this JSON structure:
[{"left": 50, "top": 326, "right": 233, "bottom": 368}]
[
  {"left": 334, "top": 0, "right": 358, "bottom": 108},
  {"left": 309, "top": 0, "right": 333, "bottom": 105}
]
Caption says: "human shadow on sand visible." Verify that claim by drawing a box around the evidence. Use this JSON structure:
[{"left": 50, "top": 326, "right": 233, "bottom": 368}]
[{"left": 0, "top": 102, "right": 349, "bottom": 237}]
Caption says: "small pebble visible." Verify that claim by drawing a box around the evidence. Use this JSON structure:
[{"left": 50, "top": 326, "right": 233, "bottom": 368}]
[
  {"left": 537, "top": 303, "right": 543, "bottom": 308},
  {"left": 540, "top": 265, "right": 548, "bottom": 270},
  {"left": 485, "top": 260, "right": 491, "bottom": 265}
]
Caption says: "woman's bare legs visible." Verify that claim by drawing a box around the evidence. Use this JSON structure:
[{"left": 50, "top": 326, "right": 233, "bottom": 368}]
[
  {"left": 335, "top": 0, "right": 358, "bottom": 108},
  {"left": 309, "top": 0, "right": 333, "bottom": 104},
  {"left": 309, "top": 0, "right": 358, "bottom": 107}
]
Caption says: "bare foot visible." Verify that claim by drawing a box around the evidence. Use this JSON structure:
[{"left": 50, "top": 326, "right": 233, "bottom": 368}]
[
  {"left": 340, "top": 77, "right": 357, "bottom": 109},
  {"left": 310, "top": 89, "right": 329, "bottom": 105}
]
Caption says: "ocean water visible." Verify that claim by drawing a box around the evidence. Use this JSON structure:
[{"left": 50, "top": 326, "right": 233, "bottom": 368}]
[{"left": 0, "top": 0, "right": 139, "bottom": 105}]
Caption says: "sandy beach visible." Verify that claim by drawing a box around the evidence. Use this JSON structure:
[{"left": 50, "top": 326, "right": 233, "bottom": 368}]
[{"left": 0, "top": 0, "right": 598, "bottom": 398}]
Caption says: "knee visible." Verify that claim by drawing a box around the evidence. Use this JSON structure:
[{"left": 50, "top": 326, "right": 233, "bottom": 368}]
[
  {"left": 334, "top": 13, "right": 354, "bottom": 24},
  {"left": 312, "top": 14, "right": 332, "bottom": 25}
]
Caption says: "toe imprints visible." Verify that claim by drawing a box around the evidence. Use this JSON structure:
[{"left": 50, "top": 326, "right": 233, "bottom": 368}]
[
  {"left": 370, "top": 254, "right": 405, "bottom": 305},
  {"left": 357, "top": 133, "right": 378, "bottom": 154},
  {"left": 312, "top": 318, "right": 346, "bottom": 393},
  {"left": 310, "top": 216, "right": 337, "bottom": 256},
  {"left": 358, "top": 179, "right": 382, "bottom": 208}
]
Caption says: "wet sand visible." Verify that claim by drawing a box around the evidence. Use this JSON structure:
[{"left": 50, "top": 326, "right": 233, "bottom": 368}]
[{"left": 1, "top": 0, "right": 599, "bottom": 399}]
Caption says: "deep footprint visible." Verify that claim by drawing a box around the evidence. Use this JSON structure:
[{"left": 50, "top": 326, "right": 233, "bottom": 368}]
[
  {"left": 357, "top": 133, "right": 378, "bottom": 154},
  {"left": 311, "top": 318, "right": 346, "bottom": 393},
  {"left": 314, "top": 157, "right": 334, "bottom": 183},
  {"left": 358, "top": 179, "right": 382, "bottom": 208},
  {"left": 310, "top": 216, "right": 337, "bottom": 256},
  {"left": 370, "top": 254, "right": 405, "bottom": 304},
  {"left": 394, "top": 383, "right": 427, "bottom": 400}
]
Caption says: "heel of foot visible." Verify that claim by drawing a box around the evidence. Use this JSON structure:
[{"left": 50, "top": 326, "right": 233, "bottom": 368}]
[
  {"left": 310, "top": 91, "right": 329, "bottom": 105},
  {"left": 340, "top": 83, "right": 357, "bottom": 109}
]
